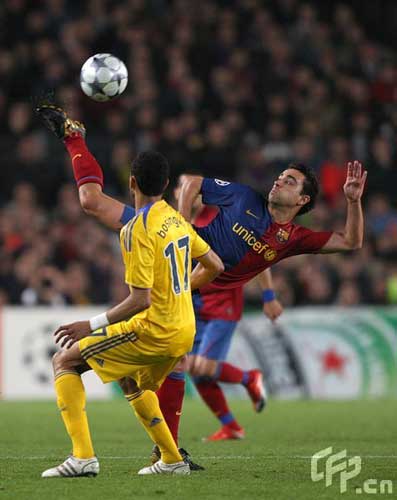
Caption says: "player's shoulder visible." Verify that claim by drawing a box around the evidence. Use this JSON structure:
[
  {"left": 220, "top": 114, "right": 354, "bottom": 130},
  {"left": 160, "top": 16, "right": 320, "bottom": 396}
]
[
  {"left": 204, "top": 177, "right": 257, "bottom": 194},
  {"left": 130, "top": 200, "right": 166, "bottom": 230},
  {"left": 142, "top": 200, "right": 193, "bottom": 236},
  {"left": 287, "top": 221, "right": 318, "bottom": 242},
  {"left": 120, "top": 213, "right": 139, "bottom": 252}
]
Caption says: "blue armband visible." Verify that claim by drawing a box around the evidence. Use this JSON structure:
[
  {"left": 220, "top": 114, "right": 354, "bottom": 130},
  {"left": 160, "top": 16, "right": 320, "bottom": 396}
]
[
  {"left": 262, "top": 289, "right": 276, "bottom": 303},
  {"left": 120, "top": 205, "right": 136, "bottom": 225}
]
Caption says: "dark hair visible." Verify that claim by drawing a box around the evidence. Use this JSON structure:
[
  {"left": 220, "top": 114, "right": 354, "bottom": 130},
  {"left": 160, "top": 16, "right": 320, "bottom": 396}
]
[
  {"left": 289, "top": 163, "right": 319, "bottom": 215},
  {"left": 131, "top": 151, "right": 170, "bottom": 196}
]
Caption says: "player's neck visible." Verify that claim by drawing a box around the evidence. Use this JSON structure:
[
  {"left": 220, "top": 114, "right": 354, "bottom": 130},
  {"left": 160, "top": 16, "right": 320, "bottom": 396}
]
[
  {"left": 134, "top": 192, "right": 163, "bottom": 211},
  {"left": 268, "top": 203, "right": 297, "bottom": 224}
]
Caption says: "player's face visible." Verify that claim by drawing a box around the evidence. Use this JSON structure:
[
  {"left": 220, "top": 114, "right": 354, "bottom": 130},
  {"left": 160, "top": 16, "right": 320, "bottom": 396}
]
[{"left": 268, "top": 168, "right": 310, "bottom": 210}]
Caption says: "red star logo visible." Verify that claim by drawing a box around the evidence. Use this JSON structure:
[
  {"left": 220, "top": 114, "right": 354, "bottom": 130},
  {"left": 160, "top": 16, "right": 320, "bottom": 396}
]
[{"left": 319, "top": 348, "right": 348, "bottom": 376}]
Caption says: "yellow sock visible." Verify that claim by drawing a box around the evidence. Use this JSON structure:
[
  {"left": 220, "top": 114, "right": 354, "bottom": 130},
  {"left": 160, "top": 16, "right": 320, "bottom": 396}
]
[
  {"left": 127, "top": 390, "right": 182, "bottom": 464},
  {"left": 55, "top": 371, "right": 95, "bottom": 459}
]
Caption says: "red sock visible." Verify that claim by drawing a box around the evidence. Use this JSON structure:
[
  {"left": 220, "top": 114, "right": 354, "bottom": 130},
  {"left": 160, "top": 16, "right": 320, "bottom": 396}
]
[
  {"left": 216, "top": 362, "right": 245, "bottom": 384},
  {"left": 156, "top": 375, "right": 185, "bottom": 446},
  {"left": 64, "top": 135, "right": 104, "bottom": 188},
  {"left": 195, "top": 380, "right": 240, "bottom": 430}
]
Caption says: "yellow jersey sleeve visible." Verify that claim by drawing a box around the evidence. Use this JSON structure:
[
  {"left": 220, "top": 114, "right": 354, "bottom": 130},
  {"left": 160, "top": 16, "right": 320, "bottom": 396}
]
[
  {"left": 188, "top": 224, "right": 211, "bottom": 259},
  {"left": 121, "top": 216, "right": 155, "bottom": 289}
]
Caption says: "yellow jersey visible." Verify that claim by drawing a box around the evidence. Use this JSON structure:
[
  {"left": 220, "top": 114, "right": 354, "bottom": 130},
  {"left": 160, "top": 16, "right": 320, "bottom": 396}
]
[{"left": 120, "top": 199, "right": 210, "bottom": 357}]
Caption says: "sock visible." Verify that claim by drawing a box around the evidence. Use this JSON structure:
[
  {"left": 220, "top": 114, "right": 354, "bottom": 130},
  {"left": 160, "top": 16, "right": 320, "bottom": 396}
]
[
  {"left": 64, "top": 135, "right": 104, "bottom": 188},
  {"left": 156, "top": 372, "right": 185, "bottom": 446},
  {"left": 55, "top": 371, "right": 95, "bottom": 459},
  {"left": 215, "top": 361, "right": 249, "bottom": 385},
  {"left": 195, "top": 379, "right": 241, "bottom": 430},
  {"left": 126, "top": 390, "right": 182, "bottom": 464}
]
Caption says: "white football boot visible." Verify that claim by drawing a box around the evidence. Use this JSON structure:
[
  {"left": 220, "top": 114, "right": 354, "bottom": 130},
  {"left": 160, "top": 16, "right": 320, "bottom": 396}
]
[
  {"left": 41, "top": 455, "right": 99, "bottom": 478},
  {"left": 138, "top": 459, "right": 190, "bottom": 475}
]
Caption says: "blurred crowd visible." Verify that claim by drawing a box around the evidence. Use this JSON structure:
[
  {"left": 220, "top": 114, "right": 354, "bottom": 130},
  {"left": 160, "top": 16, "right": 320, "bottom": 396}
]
[{"left": 0, "top": 0, "right": 396, "bottom": 307}]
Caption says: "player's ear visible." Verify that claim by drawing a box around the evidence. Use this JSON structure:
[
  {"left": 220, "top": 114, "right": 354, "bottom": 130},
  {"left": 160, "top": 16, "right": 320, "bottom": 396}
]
[
  {"left": 298, "top": 194, "right": 310, "bottom": 207},
  {"left": 164, "top": 178, "right": 170, "bottom": 192},
  {"left": 130, "top": 175, "right": 137, "bottom": 192}
]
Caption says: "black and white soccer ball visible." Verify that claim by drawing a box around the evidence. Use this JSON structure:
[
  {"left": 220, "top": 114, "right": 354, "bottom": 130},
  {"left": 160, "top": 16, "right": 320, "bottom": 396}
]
[{"left": 80, "top": 53, "right": 128, "bottom": 102}]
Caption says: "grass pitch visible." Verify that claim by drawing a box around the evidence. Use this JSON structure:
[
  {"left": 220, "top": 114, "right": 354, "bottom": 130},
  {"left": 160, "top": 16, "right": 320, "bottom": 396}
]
[{"left": 1, "top": 399, "right": 396, "bottom": 500}]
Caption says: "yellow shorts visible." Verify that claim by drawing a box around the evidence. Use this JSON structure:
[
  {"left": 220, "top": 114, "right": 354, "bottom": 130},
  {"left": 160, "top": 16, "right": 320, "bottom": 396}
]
[{"left": 78, "top": 322, "right": 182, "bottom": 391}]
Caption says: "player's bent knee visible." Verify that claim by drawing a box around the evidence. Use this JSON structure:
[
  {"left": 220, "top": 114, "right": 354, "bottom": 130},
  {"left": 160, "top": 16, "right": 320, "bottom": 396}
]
[
  {"left": 195, "top": 358, "right": 217, "bottom": 377},
  {"left": 52, "top": 351, "right": 64, "bottom": 369},
  {"left": 52, "top": 344, "right": 86, "bottom": 376},
  {"left": 189, "top": 359, "right": 202, "bottom": 377},
  {"left": 52, "top": 350, "right": 72, "bottom": 374},
  {"left": 195, "top": 365, "right": 209, "bottom": 377}
]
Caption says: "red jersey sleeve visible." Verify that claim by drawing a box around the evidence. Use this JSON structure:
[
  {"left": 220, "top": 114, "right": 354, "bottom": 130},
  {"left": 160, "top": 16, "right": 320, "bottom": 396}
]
[{"left": 293, "top": 226, "right": 333, "bottom": 254}]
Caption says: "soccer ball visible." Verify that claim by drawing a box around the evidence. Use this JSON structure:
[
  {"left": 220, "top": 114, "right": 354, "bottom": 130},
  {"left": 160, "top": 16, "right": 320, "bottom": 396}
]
[{"left": 80, "top": 53, "right": 128, "bottom": 102}]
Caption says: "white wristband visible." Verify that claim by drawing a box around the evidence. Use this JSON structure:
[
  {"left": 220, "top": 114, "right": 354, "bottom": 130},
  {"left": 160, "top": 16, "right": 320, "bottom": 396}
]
[{"left": 89, "top": 312, "right": 110, "bottom": 331}]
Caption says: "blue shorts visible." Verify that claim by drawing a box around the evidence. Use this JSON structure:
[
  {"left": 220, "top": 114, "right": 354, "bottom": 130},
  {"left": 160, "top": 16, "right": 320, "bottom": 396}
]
[{"left": 191, "top": 319, "right": 238, "bottom": 361}]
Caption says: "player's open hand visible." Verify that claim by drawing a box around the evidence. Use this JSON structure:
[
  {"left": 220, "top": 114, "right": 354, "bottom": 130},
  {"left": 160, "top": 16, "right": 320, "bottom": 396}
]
[
  {"left": 263, "top": 299, "right": 283, "bottom": 322},
  {"left": 54, "top": 321, "right": 91, "bottom": 348},
  {"left": 343, "top": 161, "right": 367, "bottom": 202}
]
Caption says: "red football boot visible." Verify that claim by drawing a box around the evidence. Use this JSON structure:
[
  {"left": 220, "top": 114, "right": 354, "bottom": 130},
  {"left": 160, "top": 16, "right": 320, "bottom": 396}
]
[
  {"left": 203, "top": 425, "right": 245, "bottom": 442},
  {"left": 245, "top": 369, "right": 267, "bottom": 412}
]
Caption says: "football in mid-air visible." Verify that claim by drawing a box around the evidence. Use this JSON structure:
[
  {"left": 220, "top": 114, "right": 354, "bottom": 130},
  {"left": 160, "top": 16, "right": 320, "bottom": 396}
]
[{"left": 80, "top": 53, "right": 128, "bottom": 102}]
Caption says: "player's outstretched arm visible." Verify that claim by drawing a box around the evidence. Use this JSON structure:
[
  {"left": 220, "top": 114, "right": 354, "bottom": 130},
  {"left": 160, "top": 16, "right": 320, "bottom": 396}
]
[
  {"left": 320, "top": 161, "right": 367, "bottom": 253},
  {"left": 258, "top": 269, "right": 283, "bottom": 321},
  {"left": 78, "top": 182, "right": 128, "bottom": 231},
  {"left": 190, "top": 250, "right": 224, "bottom": 291},
  {"left": 178, "top": 175, "right": 204, "bottom": 221}
]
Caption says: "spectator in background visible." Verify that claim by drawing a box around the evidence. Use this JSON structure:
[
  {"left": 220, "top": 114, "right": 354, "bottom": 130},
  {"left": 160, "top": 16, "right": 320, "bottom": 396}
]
[
  {"left": 0, "top": 0, "right": 397, "bottom": 308},
  {"left": 320, "top": 137, "right": 351, "bottom": 206}
]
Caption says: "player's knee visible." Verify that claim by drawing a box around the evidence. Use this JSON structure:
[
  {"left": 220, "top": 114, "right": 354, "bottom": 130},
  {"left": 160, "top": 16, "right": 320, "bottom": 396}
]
[
  {"left": 189, "top": 360, "right": 201, "bottom": 377},
  {"left": 52, "top": 350, "right": 68, "bottom": 373},
  {"left": 190, "top": 358, "right": 208, "bottom": 377},
  {"left": 198, "top": 358, "right": 217, "bottom": 377}
]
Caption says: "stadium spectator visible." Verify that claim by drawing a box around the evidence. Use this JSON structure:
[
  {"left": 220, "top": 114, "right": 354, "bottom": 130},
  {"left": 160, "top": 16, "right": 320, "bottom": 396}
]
[{"left": 0, "top": 0, "right": 396, "bottom": 307}]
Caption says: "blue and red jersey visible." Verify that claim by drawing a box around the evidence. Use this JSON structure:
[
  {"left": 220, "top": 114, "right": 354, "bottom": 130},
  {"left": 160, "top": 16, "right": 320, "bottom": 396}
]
[
  {"left": 193, "top": 205, "right": 244, "bottom": 322},
  {"left": 120, "top": 178, "right": 332, "bottom": 321},
  {"left": 195, "top": 179, "right": 332, "bottom": 290}
]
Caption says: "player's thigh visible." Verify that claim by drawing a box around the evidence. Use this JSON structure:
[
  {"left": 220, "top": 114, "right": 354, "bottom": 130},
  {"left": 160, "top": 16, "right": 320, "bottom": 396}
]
[
  {"left": 198, "top": 319, "right": 238, "bottom": 361},
  {"left": 79, "top": 322, "right": 182, "bottom": 390},
  {"left": 78, "top": 322, "right": 138, "bottom": 383}
]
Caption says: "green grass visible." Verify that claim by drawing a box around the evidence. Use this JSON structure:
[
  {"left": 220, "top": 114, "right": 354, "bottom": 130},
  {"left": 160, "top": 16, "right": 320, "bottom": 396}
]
[{"left": 1, "top": 399, "right": 396, "bottom": 500}]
